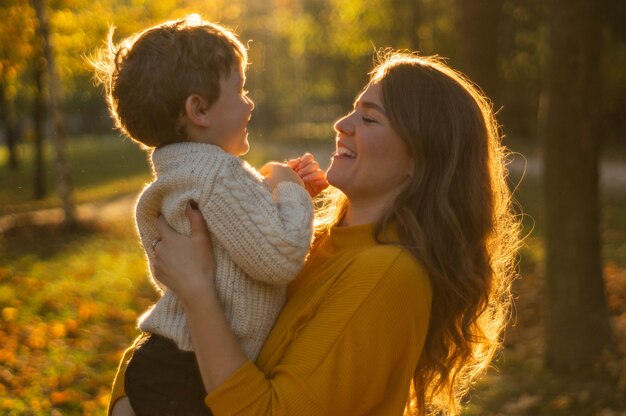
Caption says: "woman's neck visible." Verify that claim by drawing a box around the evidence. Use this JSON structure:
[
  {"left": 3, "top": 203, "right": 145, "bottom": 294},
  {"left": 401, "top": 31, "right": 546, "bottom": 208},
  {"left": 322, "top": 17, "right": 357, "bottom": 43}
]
[{"left": 340, "top": 199, "right": 387, "bottom": 227}]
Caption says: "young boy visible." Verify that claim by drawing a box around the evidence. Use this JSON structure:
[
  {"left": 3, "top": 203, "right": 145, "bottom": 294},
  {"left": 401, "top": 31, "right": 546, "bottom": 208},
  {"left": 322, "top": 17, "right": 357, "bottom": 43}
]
[{"left": 94, "top": 15, "right": 327, "bottom": 416}]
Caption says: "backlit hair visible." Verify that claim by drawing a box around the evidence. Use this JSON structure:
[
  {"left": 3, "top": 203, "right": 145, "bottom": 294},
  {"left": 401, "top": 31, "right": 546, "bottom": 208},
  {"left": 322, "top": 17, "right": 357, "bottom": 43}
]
[
  {"left": 93, "top": 15, "right": 247, "bottom": 148},
  {"left": 316, "top": 51, "right": 521, "bottom": 415}
]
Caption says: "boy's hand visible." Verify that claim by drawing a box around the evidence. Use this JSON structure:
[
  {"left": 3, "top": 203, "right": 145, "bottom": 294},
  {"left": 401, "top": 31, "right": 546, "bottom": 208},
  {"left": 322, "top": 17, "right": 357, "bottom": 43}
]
[
  {"left": 260, "top": 162, "right": 304, "bottom": 191},
  {"left": 287, "top": 153, "right": 329, "bottom": 197}
]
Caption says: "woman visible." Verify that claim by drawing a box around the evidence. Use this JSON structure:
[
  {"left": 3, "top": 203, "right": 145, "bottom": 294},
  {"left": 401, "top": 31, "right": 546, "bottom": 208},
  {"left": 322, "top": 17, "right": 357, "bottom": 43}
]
[{"left": 110, "top": 51, "right": 520, "bottom": 415}]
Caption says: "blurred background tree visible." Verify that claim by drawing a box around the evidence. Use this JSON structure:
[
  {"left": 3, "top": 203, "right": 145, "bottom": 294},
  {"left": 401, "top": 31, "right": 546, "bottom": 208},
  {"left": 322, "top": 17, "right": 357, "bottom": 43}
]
[
  {"left": 2, "top": 0, "right": 623, "bottom": 147},
  {"left": 542, "top": 0, "right": 613, "bottom": 376},
  {"left": 1, "top": 0, "right": 625, "bottom": 395},
  {"left": 32, "top": 0, "right": 77, "bottom": 227},
  {"left": 0, "top": 0, "right": 34, "bottom": 172}
]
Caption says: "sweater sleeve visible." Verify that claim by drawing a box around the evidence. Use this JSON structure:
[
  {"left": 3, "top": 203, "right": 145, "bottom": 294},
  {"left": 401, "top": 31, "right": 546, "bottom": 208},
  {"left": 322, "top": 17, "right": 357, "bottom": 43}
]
[
  {"left": 204, "top": 251, "right": 432, "bottom": 415},
  {"left": 200, "top": 158, "right": 314, "bottom": 285}
]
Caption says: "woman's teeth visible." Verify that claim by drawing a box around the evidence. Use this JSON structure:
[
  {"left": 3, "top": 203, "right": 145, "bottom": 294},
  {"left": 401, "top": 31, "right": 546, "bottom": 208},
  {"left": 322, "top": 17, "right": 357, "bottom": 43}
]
[{"left": 336, "top": 146, "right": 356, "bottom": 158}]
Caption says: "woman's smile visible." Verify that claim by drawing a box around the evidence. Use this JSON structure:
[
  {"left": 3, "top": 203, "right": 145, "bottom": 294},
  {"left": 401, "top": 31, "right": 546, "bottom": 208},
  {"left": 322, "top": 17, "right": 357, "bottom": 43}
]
[{"left": 333, "top": 142, "right": 357, "bottom": 159}]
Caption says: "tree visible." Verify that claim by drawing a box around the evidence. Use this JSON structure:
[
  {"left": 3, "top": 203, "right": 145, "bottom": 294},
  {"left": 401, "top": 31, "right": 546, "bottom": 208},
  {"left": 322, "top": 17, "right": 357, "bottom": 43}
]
[
  {"left": 542, "top": 0, "right": 613, "bottom": 374},
  {"left": 0, "top": 79, "right": 21, "bottom": 171},
  {"left": 32, "top": 0, "right": 77, "bottom": 227},
  {"left": 456, "top": 0, "right": 504, "bottom": 104},
  {"left": 32, "top": 40, "right": 48, "bottom": 200},
  {"left": 0, "top": 0, "right": 35, "bottom": 171}
]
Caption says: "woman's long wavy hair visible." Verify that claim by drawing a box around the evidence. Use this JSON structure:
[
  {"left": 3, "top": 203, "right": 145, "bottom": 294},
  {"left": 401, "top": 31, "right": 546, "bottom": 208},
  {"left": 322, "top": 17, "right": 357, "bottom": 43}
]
[{"left": 315, "top": 51, "right": 521, "bottom": 415}]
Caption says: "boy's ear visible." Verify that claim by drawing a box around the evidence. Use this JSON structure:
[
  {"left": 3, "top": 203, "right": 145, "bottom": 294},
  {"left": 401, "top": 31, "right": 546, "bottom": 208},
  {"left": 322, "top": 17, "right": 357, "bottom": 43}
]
[{"left": 184, "top": 94, "right": 212, "bottom": 128}]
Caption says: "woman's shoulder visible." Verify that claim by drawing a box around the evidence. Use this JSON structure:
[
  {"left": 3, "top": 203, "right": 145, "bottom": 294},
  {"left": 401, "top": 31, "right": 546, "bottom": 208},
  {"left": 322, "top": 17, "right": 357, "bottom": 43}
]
[
  {"left": 354, "top": 243, "right": 424, "bottom": 272},
  {"left": 328, "top": 243, "right": 431, "bottom": 323},
  {"left": 344, "top": 244, "right": 430, "bottom": 295}
]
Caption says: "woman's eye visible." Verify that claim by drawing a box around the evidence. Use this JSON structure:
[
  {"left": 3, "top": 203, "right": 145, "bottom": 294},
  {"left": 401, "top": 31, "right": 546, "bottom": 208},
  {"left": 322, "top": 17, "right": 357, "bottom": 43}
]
[{"left": 362, "top": 116, "right": 377, "bottom": 124}]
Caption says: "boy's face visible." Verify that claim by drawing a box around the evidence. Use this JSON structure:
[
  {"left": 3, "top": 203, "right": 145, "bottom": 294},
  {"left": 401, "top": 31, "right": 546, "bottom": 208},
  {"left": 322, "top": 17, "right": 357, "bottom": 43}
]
[{"left": 204, "top": 65, "right": 254, "bottom": 156}]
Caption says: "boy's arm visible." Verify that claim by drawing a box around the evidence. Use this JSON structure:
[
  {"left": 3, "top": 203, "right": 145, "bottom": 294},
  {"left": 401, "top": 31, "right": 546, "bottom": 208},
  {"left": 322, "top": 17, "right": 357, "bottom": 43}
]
[{"left": 200, "top": 158, "right": 314, "bottom": 285}]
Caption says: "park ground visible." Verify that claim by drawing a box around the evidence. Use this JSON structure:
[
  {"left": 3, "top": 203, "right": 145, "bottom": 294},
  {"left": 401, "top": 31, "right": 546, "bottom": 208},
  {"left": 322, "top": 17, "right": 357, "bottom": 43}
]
[{"left": 0, "top": 135, "right": 625, "bottom": 415}]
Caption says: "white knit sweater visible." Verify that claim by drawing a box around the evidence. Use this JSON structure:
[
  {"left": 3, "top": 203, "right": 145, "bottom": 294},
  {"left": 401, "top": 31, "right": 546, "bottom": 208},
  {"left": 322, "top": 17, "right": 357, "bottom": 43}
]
[{"left": 135, "top": 142, "right": 314, "bottom": 359}]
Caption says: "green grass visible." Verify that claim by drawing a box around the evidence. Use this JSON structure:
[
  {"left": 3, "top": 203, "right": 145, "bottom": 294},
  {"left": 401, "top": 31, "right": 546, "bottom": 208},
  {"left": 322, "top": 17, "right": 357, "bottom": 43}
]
[{"left": 0, "top": 135, "right": 152, "bottom": 216}]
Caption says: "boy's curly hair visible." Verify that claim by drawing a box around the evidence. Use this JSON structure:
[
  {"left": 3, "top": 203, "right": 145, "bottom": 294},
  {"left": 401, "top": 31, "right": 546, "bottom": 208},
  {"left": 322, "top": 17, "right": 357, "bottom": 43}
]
[{"left": 93, "top": 15, "right": 247, "bottom": 148}]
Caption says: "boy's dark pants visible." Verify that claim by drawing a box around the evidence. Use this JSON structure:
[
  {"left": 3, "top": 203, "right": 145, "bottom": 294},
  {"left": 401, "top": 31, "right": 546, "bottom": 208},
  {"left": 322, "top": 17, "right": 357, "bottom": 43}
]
[{"left": 125, "top": 334, "right": 213, "bottom": 416}]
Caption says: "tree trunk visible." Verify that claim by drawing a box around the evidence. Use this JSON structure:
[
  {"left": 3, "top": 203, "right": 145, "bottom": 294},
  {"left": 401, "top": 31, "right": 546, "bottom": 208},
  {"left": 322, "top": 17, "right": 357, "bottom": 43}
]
[
  {"left": 542, "top": 0, "right": 612, "bottom": 375},
  {"left": 0, "top": 82, "right": 20, "bottom": 171},
  {"left": 33, "top": 49, "right": 47, "bottom": 200},
  {"left": 391, "top": 0, "right": 421, "bottom": 50},
  {"left": 457, "top": 0, "right": 504, "bottom": 103},
  {"left": 408, "top": 0, "right": 420, "bottom": 51},
  {"left": 32, "top": 0, "right": 76, "bottom": 228}
]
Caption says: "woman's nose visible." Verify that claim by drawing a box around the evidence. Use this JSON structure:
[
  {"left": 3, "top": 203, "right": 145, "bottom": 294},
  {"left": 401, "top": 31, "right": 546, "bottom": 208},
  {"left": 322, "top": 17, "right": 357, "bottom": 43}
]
[{"left": 334, "top": 113, "right": 354, "bottom": 136}]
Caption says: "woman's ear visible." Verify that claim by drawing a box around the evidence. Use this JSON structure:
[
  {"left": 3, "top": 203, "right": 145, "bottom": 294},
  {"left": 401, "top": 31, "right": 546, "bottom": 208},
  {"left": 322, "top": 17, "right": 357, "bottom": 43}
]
[{"left": 184, "top": 94, "right": 212, "bottom": 128}]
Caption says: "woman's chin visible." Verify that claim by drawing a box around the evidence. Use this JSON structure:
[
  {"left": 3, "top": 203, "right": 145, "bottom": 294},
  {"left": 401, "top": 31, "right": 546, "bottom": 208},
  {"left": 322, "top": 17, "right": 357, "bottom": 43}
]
[
  {"left": 325, "top": 166, "right": 341, "bottom": 189},
  {"left": 325, "top": 172, "right": 349, "bottom": 195}
]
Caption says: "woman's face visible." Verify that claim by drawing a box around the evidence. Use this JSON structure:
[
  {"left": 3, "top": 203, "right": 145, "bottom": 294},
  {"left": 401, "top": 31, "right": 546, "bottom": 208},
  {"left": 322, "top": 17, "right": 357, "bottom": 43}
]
[{"left": 327, "top": 82, "right": 414, "bottom": 205}]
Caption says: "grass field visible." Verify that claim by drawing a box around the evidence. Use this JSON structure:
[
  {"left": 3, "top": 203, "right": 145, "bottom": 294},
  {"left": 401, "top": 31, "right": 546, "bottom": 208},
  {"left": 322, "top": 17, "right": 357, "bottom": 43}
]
[{"left": 0, "top": 135, "right": 625, "bottom": 415}]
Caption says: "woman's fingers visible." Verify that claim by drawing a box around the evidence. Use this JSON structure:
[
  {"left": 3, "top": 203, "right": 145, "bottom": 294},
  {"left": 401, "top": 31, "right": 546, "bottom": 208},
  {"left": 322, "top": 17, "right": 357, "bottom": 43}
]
[
  {"left": 156, "top": 212, "right": 176, "bottom": 238},
  {"left": 303, "top": 170, "right": 328, "bottom": 184},
  {"left": 298, "top": 153, "right": 314, "bottom": 169},
  {"left": 267, "top": 153, "right": 327, "bottom": 196},
  {"left": 186, "top": 200, "right": 211, "bottom": 240},
  {"left": 302, "top": 175, "right": 329, "bottom": 196},
  {"left": 300, "top": 170, "right": 325, "bottom": 182},
  {"left": 286, "top": 157, "right": 301, "bottom": 169},
  {"left": 296, "top": 161, "right": 320, "bottom": 176},
  {"left": 150, "top": 203, "right": 216, "bottom": 299}
]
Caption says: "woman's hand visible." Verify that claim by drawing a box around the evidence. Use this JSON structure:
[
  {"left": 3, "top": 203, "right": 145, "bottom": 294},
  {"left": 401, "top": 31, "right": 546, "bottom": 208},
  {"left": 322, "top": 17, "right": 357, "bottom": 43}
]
[
  {"left": 287, "top": 153, "right": 329, "bottom": 197},
  {"left": 153, "top": 201, "right": 248, "bottom": 392},
  {"left": 152, "top": 201, "right": 216, "bottom": 308}
]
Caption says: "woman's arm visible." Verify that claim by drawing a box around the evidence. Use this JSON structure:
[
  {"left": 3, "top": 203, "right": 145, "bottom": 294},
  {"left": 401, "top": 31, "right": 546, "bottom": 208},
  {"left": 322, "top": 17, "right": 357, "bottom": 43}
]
[
  {"left": 153, "top": 205, "right": 432, "bottom": 415},
  {"left": 152, "top": 203, "right": 247, "bottom": 392}
]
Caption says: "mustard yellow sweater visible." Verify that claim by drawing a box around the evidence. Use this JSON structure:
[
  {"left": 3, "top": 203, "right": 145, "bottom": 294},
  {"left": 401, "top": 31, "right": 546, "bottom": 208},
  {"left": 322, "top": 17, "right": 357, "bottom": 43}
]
[{"left": 109, "top": 223, "right": 432, "bottom": 415}]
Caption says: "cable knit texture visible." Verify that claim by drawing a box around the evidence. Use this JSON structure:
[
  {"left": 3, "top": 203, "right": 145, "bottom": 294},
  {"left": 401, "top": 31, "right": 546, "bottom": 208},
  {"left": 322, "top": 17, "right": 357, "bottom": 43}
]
[{"left": 135, "top": 142, "right": 313, "bottom": 359}]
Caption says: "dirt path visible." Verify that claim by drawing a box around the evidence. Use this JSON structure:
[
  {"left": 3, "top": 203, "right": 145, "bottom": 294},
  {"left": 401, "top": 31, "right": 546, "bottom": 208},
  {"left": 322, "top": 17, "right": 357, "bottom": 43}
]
[
  {"left": 0, "top": 193, "right": 138, "bottom": 233},
  {"left": 508, "top": 153, "right": 626, "bottom": 191}
]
